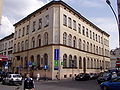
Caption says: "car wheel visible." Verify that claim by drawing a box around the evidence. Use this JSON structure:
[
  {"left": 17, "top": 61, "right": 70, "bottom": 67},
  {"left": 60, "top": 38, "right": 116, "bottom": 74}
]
[
  {"left": 103, "top": 86, "right": 109, "bottom": 90},
  {"left": 2, "top": 81, "right": 5, "bottom": 85}
]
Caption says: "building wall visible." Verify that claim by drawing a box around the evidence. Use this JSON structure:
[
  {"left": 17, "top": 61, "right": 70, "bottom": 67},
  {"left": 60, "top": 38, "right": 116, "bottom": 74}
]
[
  {"left": 13, "top": 1, "right": 110, "bottom": 80},
  {"left": 0, "top": 33, "right": 14, "bottom": 61}
]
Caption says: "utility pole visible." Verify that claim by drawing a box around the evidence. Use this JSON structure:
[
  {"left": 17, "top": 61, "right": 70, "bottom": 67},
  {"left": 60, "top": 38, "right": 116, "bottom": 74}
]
[{"left": 106, "top": 0, "right": 120, "bottom": 47}]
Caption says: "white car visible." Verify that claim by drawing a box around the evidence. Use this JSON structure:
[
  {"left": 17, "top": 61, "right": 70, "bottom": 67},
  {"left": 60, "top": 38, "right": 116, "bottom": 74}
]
[{"left": 2, "top": 74, "right": 22, "bottom": 85}]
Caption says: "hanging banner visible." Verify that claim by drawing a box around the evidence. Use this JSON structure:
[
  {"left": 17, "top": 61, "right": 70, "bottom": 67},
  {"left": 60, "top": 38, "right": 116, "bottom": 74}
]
[{"left": 54, "top": 49, "right": 59, "bottom": 70}]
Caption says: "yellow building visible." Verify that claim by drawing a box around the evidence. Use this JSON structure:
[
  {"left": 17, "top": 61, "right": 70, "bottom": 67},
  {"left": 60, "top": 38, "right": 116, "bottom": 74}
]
[{"left": 13, "top": 1, "right": 110, "bottom": 80}]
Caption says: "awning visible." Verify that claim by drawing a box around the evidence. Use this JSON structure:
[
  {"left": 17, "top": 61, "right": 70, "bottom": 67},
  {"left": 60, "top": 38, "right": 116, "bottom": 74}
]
[{"left": 0, "top": 55, "right": 8, "bottom": 61}]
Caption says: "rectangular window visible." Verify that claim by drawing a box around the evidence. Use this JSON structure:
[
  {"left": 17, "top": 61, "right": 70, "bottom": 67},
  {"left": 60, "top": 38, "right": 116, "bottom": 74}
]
[
  {"left": 78, "top": 23, "right": 81, "bottom": 34},
  {"left": 68, "top": 17, "right": 72, "bottom": 28},
  {"left": 86, "top": 28, "right": 89, "bottom": 37},
  {"left": 73, "top": 20, "right": 76, "bottom": 30},
  {"left": 101, "top": 37, "right": 103, "bottom": 44},
  {"left": 33, "top": 21, "right": 36, "bottom": 32},
  {"left": 18, "top": 29, "right": 21, "bottom": 38},
  {"left": 98, "top": 35, "right": 100, "bottom": 43},
  {"left": 45, "top": 15, "right": 49, "bottom": 27},
  {"left": 63, "top": 14, "right": 67, "bottom": 26},
  {"left": 22, "top": 27, "right": 25, "bottom": 36},
  {"left": 82, "top": 26, "right": 85, "bottom": 35},
  {"left": 15, "top": 31, "right": 17, "bottom": 39},
  {"left": 38, "top": 18, "right": 42, "bottom": 29},
  {"left": 26, "top": 25, "right": 29, "bottom": 35},
  {"left": 90, "top": 30, "right": 92, "bottom": 39},
  {"left": 93, "top": 32, "right": 95, "bottom": 40},
  {"left": 96, "top": 34, "right": 97, "bottom": 42}
]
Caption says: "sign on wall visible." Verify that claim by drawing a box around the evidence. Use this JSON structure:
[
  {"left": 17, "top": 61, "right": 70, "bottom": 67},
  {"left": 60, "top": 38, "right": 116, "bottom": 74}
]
[{"left": 54, "top": 49, "right": 59, "bottom": 70}]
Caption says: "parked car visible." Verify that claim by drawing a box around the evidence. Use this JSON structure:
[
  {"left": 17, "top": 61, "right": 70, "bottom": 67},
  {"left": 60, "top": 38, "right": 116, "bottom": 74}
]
[
  {"left": 2, "top": 74, "right": 22, "bottom": 85},
  {"left": 89, "top": 73, "right": 98, "bottom": 80},
  {"left": 97, "top": 72, "right": 111, "bottom": 84},
  {"left": 75, "top": 73, "right": 90, "bottom": 81},
  {"left": 100, "top": 76, "right": 120, "bottom": 90},
  {"left": 0, "top": 71, "right": 10, "bottom": 82}
]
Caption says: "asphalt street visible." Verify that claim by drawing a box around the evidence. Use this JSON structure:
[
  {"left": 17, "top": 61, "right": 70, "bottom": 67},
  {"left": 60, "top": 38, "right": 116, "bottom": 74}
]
[{"left": 0, "top": 79, "right": 101, "bottom": 90}]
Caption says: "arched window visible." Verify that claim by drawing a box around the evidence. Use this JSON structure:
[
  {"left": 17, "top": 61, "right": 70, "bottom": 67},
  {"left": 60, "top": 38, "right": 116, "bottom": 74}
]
[
  {"left": 73, "top": 36, "right": 76, "bottom": 48},
  {"left": 78, "top": 39, "right": 82, "bottom": 50},
  {"left": 79, "top": 57, "right": 82, "bottom": 69},
  {"left": 83, "top": 40, "right": 86, "bottom": 51},
  {"left": 90, "top": 43, "right": 92, "bottom": 52},
  {"left": 93, "top": 45, "right": 95, "bottom": 53},
  {"left": 91, "top": 59, "right": 93, "bottom": 69},
  {"left": 31, "top": 37, "right": 35, "bottom": 48},
  {"left": 44, "top": 32, "right": 48, "bottom": 45},
  {"left": 96, "top": 46, "right": 98, "bottom": 54},
  {"left": 21, "top": 41, "right": 24, "bottom": 51},
  {"left": 73, "top": 56, "right": 77, "bottom": 68},
  {"left": 87, "top": 42, "right": 89, "bottom": 52},
  {"left": 21, "top": 57, "right": 23, "bottom": 68},
  {"left": 44, "top": 53, "right": 48, "bottom": 65},
  {"left": 97, "top": 59, "right": 99, "bottom": 69},
  {"left": 99, "top": 47, "right": 101, "bottom": 55},
  {"left": 37, "top": 34, "right": 41, "bottom": 47},
  {"left": 37, "top": 55, "right": 41, "bottom": 68},
  {"left": 18, "top": 42, "right": 20, "bottom": 52},
  {"left": 24, "top": 57, "right": 28, "bottom": 69},
  {"left": 63, "top": 54, "right": 67, "bottom": 67},
  {"left": 69, "top": 55, "right": 72, "bottom": 67},
  {"left": 94, "top": 59, "right": 96, "bottom": 69},
  {"left": 68, "top": 34, "right": 72, "bottom": 46},
  {"left": 25, "top": 40, "right": 29, "bottom": 50},
  {"left": 87, "top": 58, "right": 89, "bottom": 69},
  {"left": 31, "top": 55, "right": 34, "bottom": 63},
  {"left": 14, "top": 44, "right": 16, "bottom": 52},
  {"left": 63, "top": 32, "right": 67, "bottom": 45}
]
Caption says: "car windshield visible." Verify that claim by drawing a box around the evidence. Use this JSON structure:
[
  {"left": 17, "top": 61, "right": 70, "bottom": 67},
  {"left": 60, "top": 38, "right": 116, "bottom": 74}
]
[
  {"left": 78, "top": 73, "right": 84, "bottom": 76},
  {"left": 13, "top": 75, "right": 21, "bottom": 78},
  {"left": 103, "top": 73, "right": 110, "bottom": 77}
]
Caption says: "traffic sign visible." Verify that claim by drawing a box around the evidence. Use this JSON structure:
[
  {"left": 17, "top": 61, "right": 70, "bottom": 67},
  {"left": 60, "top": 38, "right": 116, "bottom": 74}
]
[{"left": 44, "top": 65, "right": 48, "bottom": 70}]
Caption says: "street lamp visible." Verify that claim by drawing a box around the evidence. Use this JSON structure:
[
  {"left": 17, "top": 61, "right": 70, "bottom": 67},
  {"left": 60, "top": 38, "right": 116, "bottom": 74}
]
[{"left": 106, "top": 0, "right": 120, "bottom": 47}]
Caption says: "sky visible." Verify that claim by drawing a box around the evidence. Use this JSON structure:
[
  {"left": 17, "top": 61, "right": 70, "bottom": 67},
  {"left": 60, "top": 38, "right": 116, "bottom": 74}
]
[{"left": 0, "top": 0, "right": 118, "bottom": 49}]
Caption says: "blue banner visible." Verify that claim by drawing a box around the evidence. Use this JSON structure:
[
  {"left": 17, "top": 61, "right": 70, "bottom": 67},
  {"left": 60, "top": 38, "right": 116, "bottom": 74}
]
[{"left": 54, "top": 49, "right": 59, "bottom": 60}]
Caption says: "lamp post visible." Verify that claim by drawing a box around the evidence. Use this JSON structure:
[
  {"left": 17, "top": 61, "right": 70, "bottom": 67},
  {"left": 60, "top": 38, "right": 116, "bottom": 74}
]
[{"left": 106, "top": 0, "right": 120, "bottom": 47}]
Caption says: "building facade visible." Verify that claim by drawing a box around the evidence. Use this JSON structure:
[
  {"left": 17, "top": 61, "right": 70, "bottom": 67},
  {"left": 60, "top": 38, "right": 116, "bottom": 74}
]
[
  {"left": 0, "top": 33, "right": 14, "bottom": 71},
  {"left": 110, "top": 48, "right": 120, "bottom": 69},
  {"left": 13, "top": 1, "right": 110, "bottom": 80}
]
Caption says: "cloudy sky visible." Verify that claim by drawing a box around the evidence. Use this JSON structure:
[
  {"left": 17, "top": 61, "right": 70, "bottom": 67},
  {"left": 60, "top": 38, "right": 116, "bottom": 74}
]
[{"left": 0, "top": 0, "right": 118, "bottom": 49}]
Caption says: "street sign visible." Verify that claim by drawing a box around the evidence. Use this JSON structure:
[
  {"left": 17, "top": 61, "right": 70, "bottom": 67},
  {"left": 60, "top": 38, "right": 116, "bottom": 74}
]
[
  {"left": 54, "top": 49, "right": 59, "bottom": 60},
  {"left": 61, "top": 62, "right": 63, "bottom": 65},
  {"left": 44, "top": 65, "right": 48, "bottom": 70},
  {"left": 54, "top": 60, "right": 58, "bottom": 67},
  {"left": 28, "top": 61, "right": 32, "bottom": 67}
]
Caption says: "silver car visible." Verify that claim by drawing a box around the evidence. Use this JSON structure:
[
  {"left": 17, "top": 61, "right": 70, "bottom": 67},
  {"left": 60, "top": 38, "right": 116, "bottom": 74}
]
[{"left": 2, "top": 74, "right": 22, "bottom": 85}]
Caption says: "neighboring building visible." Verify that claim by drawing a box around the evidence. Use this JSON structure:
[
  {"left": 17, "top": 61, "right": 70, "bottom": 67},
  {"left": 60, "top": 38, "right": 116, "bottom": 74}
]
[
  {"left": 0, "top": 0, "right": 3, "bottom": 24},
  {"left": 0, "top": 33, "right": 14, "bottom": 71},
  {"left": 13, "top": 1, "right": 110, "bottom": 80},
  {"left": 110, "top": 48, "right": 120, "bottom": 69}
]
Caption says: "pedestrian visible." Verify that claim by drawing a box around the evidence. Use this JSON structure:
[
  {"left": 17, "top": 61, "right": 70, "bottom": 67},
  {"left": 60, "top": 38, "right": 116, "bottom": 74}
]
[
  {"left": 36, "top": 73, "right": 40, "bottom": 81},
  {"left": 24, "top": 73, "right": 35, "bottom": 90}
]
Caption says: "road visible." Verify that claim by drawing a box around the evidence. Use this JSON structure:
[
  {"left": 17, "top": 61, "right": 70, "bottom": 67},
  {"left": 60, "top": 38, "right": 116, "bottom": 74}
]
[{"left": 0, "top": 79, "right": 101, "bottom": 90}]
